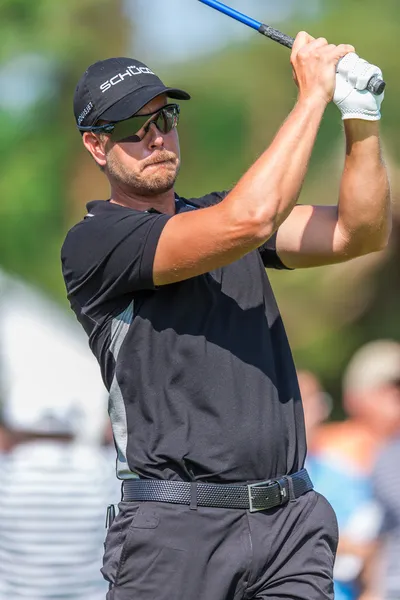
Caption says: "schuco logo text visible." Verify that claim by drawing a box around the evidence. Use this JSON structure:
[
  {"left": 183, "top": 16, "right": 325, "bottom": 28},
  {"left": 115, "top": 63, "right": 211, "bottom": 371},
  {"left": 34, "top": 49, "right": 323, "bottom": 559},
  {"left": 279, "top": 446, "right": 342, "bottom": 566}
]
[{"left": 100, "top": 66, "right": 155, "bottom": 93}]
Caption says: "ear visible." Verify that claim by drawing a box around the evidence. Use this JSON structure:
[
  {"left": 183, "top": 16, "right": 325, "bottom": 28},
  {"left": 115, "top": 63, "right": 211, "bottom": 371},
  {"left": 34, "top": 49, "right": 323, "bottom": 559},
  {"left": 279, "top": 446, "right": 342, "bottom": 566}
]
[{"left": 82, "top": 131, "right": 107, "bottom": 169}]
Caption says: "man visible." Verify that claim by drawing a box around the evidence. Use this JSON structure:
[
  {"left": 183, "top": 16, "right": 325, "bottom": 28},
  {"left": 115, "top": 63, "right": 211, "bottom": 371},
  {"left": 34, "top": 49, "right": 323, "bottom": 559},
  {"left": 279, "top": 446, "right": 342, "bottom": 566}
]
[
  {"left": 62, "top": 33, "right": 390, "bottom": 600},
  {"left": 298, "top": 370, "right": 332, "bottom": 450},
  {"left": 0, "top": 405, "right": 117, "bottom": 600},
  {"left": 371, "top": 435, "right": 400, "bottom": 600},
  {"left": 311, "top": 340, "right": 400, "bottom": 600},
  {"left": 314, "top": 340, "right": 400, "bottom": 476},
  {"left": 0, "top": 267, "right": 117, "bottom": 600},
  {"left": 345, "top": 342, "right": 400, "bottom": 600}
]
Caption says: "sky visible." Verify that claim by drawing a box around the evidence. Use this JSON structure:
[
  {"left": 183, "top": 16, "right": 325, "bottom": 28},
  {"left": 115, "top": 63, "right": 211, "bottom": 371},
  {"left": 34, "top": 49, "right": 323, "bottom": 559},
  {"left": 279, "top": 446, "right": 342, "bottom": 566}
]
[
  {"left": 125, "top": 0, "right": 322, "bottom": 65},
  {"left": 0, "top": 0, "right": 322, "bottom": 113}
]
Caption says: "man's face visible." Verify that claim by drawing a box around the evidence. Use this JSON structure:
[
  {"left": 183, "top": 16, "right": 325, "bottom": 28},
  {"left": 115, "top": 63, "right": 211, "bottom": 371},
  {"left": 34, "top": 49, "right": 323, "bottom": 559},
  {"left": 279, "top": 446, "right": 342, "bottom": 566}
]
[
  {"left": 92, "top": 94, "right": 181, "bottom": 196},
  {"left": 354, "top": 381, "right": 400, "bottom": 437}
]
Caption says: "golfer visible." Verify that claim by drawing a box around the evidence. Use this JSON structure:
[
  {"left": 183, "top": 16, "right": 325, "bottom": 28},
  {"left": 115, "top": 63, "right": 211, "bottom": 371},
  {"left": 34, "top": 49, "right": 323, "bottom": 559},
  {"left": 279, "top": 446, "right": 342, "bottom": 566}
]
[{"left": 62, "top": 32, "right": 390, "bottom": 600}]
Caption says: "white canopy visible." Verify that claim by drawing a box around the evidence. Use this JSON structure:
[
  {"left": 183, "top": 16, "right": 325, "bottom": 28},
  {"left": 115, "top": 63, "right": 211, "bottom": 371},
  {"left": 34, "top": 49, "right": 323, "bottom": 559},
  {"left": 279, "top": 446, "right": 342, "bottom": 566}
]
[{"left": 0, "top": 270, "right": 108, "bottom": 444}]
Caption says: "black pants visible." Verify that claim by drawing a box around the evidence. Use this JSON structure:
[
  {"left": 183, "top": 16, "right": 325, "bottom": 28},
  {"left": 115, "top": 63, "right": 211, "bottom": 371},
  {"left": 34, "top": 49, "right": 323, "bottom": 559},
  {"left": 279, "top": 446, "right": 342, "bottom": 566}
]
[{"left": 102, "top": 490, "right": 338, "bottom": 600}]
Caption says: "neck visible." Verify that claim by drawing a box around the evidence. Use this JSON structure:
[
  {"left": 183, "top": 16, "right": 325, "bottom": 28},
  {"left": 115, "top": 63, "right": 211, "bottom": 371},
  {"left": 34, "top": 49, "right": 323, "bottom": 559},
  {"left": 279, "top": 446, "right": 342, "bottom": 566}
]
[{"left": 109, "top": 184, "right": 177, "bottom": 216}]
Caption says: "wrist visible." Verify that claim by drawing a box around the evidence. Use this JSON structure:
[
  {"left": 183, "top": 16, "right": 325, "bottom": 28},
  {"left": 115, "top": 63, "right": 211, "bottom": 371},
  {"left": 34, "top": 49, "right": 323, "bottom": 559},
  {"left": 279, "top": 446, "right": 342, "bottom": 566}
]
[
  {"left": 343, "top": 119, "right": 383, "bottom": 161},
  {"left": 296, "top": 94, "right": 328, "bottom": 115},
  {"left": 344, "top": 119, "right": 380, "bottom": 144}
]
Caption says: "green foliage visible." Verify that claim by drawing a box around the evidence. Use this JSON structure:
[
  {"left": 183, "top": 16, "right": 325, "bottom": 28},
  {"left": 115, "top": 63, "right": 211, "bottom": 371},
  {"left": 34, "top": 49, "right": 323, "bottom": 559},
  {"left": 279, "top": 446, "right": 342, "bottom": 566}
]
[
  {"left": 0, "top": 0, "right": 399, "bottom": 407},
  {"left": 0, "top": 0, "right": 127, "bottom": 296}
]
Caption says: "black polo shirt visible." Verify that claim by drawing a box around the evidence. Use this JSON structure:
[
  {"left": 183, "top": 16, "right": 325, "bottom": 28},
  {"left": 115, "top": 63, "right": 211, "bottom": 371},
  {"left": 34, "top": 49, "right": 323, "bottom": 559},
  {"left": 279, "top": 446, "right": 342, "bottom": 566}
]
[{"left": 61, "top": 192, "right": 306, "bottom": 483}]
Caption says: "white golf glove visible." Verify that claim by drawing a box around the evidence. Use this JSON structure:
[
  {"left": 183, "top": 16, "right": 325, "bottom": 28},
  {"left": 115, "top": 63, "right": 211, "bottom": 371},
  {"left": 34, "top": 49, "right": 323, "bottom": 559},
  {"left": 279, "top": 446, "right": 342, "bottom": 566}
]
[{"left": 333, "top": 52, "right": 384, "bottom": 121}]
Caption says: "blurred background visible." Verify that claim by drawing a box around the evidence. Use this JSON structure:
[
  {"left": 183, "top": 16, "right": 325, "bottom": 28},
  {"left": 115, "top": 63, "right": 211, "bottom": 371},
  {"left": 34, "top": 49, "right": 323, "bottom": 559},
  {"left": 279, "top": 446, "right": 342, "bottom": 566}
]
[{"left": 0, "top": 0, "right": 399, "bottom": 599}]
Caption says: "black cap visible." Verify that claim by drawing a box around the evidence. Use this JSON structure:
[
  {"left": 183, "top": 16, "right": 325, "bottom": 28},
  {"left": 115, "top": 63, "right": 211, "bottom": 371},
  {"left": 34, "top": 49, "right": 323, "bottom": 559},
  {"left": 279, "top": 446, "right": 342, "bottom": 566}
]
[{"left": 74, "top": 57, "right": 191, "bottom": 129}]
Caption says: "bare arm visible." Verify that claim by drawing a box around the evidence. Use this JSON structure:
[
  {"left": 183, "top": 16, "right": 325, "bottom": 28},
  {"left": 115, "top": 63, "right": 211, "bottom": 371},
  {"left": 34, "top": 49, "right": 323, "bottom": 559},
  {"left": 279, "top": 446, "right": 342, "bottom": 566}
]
[
  {"left": 154, "top": 34, "right": 355, "bottom": 286},
  {"left": 154, "top": 96, "right": 325, "bottom": 285},
  {"left": 275, "top": 120, "right": 391, "bottom": 268}
]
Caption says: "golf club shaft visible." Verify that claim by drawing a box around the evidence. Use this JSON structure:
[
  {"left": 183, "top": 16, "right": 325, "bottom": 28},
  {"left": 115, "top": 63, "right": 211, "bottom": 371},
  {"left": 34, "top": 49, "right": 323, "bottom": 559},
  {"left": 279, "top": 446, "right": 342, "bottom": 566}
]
[{"left": 198, "top": 0, "right": 386, "bottom": 95}]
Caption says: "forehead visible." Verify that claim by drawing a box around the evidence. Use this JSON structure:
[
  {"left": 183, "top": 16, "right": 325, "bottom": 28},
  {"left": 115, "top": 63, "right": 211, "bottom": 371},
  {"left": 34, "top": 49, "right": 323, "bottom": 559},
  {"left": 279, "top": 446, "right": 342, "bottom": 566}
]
[{"left": 136, "top": 93, "right": 168, "bottom": 116}]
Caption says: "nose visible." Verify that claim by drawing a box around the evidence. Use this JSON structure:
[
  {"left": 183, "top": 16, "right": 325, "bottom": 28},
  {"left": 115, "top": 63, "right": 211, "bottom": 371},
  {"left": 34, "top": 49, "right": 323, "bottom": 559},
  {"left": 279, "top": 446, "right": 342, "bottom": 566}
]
[{"left": 147, "top": 122, "right": 165, "bottom": 149}]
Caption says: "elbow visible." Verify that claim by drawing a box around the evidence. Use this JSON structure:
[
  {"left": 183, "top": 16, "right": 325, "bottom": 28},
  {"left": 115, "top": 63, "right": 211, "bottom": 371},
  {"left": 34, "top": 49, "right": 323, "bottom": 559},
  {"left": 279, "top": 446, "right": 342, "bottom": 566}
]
[
  {"left": 368, "top": 216, "right": 393, "bottom": 254},
  {"left": 227, "top": 191, "right": 281, "bottom": 244},
  {"left": 373, "top": 229, "right": 392, "bottom": 252},
  {"left": 348, "top": 225, "right": 392, "bottom": 258},
  {"left": 250, "top": 209, "right": 279, "bottom": 243},
  {"left": 232, "top": 213, "right": 276, "bottom": 247}
]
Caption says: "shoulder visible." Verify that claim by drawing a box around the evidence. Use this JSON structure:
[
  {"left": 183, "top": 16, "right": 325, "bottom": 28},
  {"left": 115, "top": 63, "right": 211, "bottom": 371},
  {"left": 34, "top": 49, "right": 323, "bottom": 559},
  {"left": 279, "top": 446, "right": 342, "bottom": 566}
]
[
  {"left": 313, "top": 421, "right": 376, "bottom": 472},
  {"left": 61, "top": 201, "right": 170, "bottom": 305},
  {"left": 376, "top": 438, "right": 400, "bottom": 466},
  {"left": 61, "top": 200, "right": 167, "bottom": 260},
  {"left": 62, "top": 200, "right": 142, "bottom": 241},
  {"left": 62, "top": 201, "right": 115, "bottom": 252}
]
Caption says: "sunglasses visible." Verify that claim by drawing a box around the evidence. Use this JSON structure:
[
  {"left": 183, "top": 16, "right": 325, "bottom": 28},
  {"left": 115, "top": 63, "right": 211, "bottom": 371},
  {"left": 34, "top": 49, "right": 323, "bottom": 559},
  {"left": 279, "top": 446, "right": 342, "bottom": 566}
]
[{"left": 88, "top": 104, "right": 180, "bottom": 143}]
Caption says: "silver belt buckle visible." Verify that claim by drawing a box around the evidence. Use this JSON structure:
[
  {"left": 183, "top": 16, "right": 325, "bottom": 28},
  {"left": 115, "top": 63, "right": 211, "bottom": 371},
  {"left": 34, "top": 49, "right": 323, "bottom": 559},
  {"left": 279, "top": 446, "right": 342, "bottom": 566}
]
[{"left": 247, "top": 477, "right": 288, "bottom": 513}]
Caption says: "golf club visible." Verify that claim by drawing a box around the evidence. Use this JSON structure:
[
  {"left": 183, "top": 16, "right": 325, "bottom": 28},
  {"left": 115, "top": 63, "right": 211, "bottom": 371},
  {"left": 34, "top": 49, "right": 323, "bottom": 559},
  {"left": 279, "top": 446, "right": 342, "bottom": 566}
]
[{"left": 198, "top": 0, "right": 386, "bottom": 96}]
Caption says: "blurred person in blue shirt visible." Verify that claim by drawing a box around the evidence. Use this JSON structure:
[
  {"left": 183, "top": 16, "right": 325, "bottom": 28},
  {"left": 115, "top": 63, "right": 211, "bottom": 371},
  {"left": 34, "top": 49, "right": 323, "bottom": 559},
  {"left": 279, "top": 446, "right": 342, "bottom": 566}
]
[
  {"left": 365, "top": 436, "right": 400, "bottom": 600},
  {"left": 301, "top": 341, "right": 400, "bottom": 600}
]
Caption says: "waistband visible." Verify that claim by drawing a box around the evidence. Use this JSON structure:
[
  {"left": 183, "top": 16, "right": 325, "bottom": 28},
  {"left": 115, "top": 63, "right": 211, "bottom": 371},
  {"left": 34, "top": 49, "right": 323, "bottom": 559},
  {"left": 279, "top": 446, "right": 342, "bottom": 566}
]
[{"left": 122, "top": 468, "right": 313, "bottom": 512}]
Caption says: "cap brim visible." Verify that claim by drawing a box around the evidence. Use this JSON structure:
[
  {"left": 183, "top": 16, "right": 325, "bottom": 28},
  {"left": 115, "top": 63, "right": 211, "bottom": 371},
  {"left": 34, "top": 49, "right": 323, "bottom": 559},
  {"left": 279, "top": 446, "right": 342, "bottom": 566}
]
[{"left": 99, "top": 85, "right": 190, "bottom": 123}]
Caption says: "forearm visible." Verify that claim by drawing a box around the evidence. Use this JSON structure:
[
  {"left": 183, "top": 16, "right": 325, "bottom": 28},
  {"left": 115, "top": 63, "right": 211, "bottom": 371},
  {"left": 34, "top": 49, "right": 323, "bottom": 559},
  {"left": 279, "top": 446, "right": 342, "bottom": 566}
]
[
  {"left": 225, "top": 96, "right": 326, "bottom": 241},
  {"left": 338, "top": 120, "right": 391, "bottom": 254}
]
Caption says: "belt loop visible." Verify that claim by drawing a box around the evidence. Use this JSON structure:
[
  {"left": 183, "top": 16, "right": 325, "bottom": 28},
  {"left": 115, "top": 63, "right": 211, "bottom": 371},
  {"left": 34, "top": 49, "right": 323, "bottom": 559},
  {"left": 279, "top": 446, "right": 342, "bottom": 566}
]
[
  {"left": 190, "top": 482, "right": 198, "bottom": 510},
  {"left": 105, "top": 504, "right": 116, "bottom": 529},
  {"left": 286, "top": 476, "right": 296, "bottom": 502}
]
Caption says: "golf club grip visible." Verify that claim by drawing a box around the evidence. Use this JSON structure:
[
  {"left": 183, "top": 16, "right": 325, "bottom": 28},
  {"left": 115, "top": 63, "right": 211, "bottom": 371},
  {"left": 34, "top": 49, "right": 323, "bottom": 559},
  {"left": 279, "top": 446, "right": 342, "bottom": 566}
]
[
  {"left": 258, "top": 24, "right": 386, "bottom": 95},
  {"left": 259, "top": 24, "right": 294, "bottom": 49}
]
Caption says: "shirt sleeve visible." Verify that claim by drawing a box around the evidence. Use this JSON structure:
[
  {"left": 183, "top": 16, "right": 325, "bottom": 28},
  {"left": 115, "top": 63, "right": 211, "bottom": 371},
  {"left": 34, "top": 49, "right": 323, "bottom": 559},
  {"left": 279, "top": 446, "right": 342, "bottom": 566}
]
[
  {"left": 258, "top": 232, "right": 293, "bottom": 270},
  {"left": 182, "top": 190, "right": 229, "bottom": 208},
  {"left": 61, "top": 205, "right": 171, "bottom": 324}
]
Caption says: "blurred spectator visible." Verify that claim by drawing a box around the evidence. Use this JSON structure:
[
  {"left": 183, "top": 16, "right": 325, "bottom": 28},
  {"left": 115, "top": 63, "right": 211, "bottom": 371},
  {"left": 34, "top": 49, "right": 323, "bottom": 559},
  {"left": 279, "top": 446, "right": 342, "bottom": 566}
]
[
  {"left": 298, "top": 369, "right": 332, "bottom": 450},
  {"left": 0, "top": 268, "right": 109, "bottom": 446},
  {"left": 0, "top": 268, "right": 119, "bottom": 598},
  {"left": 365, "top": 392, "right": 400, "bottom": 600},
  {"left": 370, "top": 438, "right": 400, "bottom": 600},
  {"left": 0, "top": 398, "right": 116, "bottom": 599},
  {"left": 0, "top": 422, "right": 11, "bottom": 463},
  {"left": 310, "top": 340, "right": 400, "bottom": 600}
]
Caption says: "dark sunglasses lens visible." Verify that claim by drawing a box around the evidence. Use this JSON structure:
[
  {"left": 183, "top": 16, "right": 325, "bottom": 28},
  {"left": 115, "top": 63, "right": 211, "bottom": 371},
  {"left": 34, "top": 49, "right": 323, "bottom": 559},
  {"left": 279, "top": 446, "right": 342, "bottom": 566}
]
[
  {"left": 110, "top": 115, "right": 150, "bottom": 142},
  {"left": 155, "top": 107, "right": 178, "bottom": 134},
  {"left": 110, "top": 105, "right": 180, "bottom": 142}
]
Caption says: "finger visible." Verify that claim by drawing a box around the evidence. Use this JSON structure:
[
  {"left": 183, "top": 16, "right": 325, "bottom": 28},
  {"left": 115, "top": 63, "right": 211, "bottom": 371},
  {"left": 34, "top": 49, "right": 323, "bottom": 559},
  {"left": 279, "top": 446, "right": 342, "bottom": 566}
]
[
  {"left": 336, "top": 52, "right": 358, "bottom": 78},
  {"left": 348, "top": 59, "right": 370, "bottom": 89},
  {"left": 319, "top": 43, "right": 352, "bottom": 62},
  {"left": 332, "top": 44, "right": 356, "bottom": 62},
  {"left": 304, "top": 37, "right": 329, "bottom": 52},
  {"left": 324, "top": 45, "right": 356, "bottom": 72},
  {"left": 291, "top": 31, "right": 315, "bottom": 61},
  {"left": 338, "top": 53, "right": 382, "bottom": 91}
]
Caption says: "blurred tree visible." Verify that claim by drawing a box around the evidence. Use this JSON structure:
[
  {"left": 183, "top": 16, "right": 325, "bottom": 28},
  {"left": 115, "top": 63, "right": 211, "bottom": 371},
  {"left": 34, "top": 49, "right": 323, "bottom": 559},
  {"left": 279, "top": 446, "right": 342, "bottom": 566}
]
[
  {"left": 0, "top": 0, "right": 128, "bottom": 295},
  {"left": 0, "top": 0, "right": 398, "bottom": 412}
]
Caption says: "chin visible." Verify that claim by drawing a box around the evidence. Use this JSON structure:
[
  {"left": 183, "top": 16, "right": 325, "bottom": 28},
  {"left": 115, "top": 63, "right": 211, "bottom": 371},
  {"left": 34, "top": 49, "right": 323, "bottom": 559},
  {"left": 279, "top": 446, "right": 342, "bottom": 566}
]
[
  {"left": 142, "top": 168, "right": 179, "bottom": 195},
  {"left": 135, "top": 176, "right": 177, "bottom": 197}
]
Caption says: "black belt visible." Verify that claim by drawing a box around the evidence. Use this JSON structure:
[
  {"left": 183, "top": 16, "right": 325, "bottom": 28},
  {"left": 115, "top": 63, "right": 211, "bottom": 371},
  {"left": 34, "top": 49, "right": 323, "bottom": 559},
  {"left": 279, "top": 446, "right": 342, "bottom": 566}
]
[{"left": 122, "top": 468, "right": 313, "bottom": 513}]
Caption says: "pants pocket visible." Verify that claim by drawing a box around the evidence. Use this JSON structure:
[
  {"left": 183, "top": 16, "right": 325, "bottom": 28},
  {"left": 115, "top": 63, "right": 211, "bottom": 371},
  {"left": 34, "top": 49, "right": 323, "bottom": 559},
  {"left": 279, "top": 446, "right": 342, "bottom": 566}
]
[
  {"left": 115, "top": 504, "right": 187, "bottom": 600},
  {"left": 101, "top": 502, "right": 140, "bottom": 586}
]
